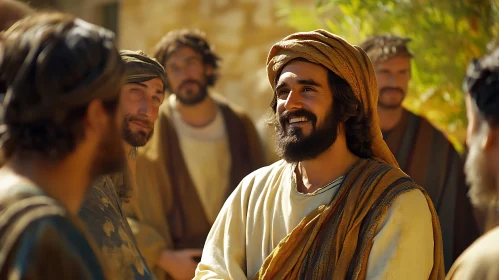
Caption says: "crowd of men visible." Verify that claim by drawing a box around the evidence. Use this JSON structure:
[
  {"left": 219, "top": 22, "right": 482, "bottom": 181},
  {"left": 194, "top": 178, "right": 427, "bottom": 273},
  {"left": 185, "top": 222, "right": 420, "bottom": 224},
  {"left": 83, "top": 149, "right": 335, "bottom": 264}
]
[{"left": 0, "top": 0, "right": 498, "bottom": 279}]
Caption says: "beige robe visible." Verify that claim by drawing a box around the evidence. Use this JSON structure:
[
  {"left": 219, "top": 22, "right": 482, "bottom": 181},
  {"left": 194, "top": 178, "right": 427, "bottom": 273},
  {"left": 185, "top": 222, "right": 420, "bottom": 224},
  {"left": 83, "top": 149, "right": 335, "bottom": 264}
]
[
  {"left": 446, "top": 226, "right": 499, "bottom": 279},
  {"left": 195, "top": 159, "right": 444, "bottom": 279},
  {"left": 126, "top": 93, "right": 265, "bottom": 279}
]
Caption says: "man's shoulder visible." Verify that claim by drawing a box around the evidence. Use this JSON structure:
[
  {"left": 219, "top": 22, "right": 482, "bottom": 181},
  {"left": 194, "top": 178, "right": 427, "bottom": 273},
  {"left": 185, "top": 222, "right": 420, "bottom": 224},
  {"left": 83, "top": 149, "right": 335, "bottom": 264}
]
[
  {"left": 3, "top": 213, "right": 105, "bottom": 279},
  {"left": 362, "top": 158, "right": 411, "bottom": 180},
  {"left": 449, "top": 227, "right": 499, "bottom": 279},
  {"left": 358, "top": 159, "right": 421, "bottom": 197},
  {"left": 405, "top": 109, "right": 453, "bottom": 145},
  {"left": 236, "top": 160, "right": 289, "bottom": 190},
  {"left": 211, "top": 93, "right": 252, "bottom": 120}
]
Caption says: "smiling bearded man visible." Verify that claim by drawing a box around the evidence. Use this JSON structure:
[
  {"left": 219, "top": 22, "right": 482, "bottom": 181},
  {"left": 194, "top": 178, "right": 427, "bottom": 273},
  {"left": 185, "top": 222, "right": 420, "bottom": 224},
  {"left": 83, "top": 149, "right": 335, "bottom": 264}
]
[
  {"left": 79, "top": 50, "right": 167, "bottom": 280},
  {"left": 359, "top": 35, "right": 479, "bottom": 270},
  {"left": 195, "top": 30, "right": 445, "bottom": 280}
]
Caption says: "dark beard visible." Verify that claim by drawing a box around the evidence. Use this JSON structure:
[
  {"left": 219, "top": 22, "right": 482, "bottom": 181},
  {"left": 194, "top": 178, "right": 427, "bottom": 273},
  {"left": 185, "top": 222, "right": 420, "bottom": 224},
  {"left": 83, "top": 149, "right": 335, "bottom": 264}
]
[
  {"left": 465, "top": 138, "right": 497, "bottom": 208},
  {"left": 122, "top": 114, "right": 154, "bottom": 147},
  {"left": 273, "top": 107, "right": 339, "bottom": 162},
  {"left": 175, "top": 79, "right": 209, "bottom": 106},
  {"left": 90, "top": 117, "right": 125, "bottom": 179},
  {"left": 378, "top": 87, "right": 405, "bottom": 109}
]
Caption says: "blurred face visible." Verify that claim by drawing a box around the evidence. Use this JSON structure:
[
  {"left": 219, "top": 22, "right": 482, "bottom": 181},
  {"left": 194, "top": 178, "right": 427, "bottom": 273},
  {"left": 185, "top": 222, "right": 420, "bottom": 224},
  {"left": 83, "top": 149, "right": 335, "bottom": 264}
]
[
  {"left": 164, "top": 46, "right": 212, "bottom": 106},
  {"left": 274, "top": 60, "right": 340, "bottom": 162},
  {"left": 464, "top": 94, "right": 497, "bottom": 207},
  {"left": 374, "top": 55, "right": 411, "bottom": 109},
  {"left": 92, "top": 100, "right": 126, "bottom": 177},
  {"left": 119, "top": 78, "right": 164, "bottom": 147}
]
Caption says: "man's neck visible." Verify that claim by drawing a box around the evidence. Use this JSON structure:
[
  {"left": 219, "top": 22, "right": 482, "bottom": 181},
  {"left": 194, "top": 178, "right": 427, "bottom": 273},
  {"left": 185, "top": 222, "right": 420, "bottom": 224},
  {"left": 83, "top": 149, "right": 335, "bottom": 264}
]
[
  {"left": 124, "top": 142, "right": 136, "bottom": 180},
  {"left": 377, "top": 106, "right": 404, "bottom": 132},
  {"left": 175, "top": 94, "right": 218, "bottom": 127},
  {"left": 297, "top": 135, "right": 359, "bottom": 194},
  {"left": 5, "top": 153, "right": 91, "bottom": 215}
]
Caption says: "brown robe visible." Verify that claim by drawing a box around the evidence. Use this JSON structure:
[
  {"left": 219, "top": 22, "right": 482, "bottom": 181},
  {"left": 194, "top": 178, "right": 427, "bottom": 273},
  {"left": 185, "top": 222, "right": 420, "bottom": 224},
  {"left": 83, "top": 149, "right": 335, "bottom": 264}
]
[
  {"left": 126, "top": 95, "right": 265, "bottom": 279},
  {"left": 383, "top": 108, "right": 479, "bottom": 271}
]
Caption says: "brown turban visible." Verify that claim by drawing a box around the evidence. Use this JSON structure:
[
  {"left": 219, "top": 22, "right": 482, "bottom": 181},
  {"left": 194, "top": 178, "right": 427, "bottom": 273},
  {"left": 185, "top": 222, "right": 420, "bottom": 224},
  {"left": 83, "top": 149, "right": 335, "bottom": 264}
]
[
  {"left": 266, "top": 29, "right": 398, "bottom": 167},
  {"left": 120, "top": 50, "right": 167, "bottom": 92}
]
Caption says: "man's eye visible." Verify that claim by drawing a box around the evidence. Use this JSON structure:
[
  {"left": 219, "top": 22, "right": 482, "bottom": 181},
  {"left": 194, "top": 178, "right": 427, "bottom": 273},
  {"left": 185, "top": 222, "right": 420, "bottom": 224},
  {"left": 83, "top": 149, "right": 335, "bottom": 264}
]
[{"left": 277, "top": 90, "right": 289, "bottom": 98}]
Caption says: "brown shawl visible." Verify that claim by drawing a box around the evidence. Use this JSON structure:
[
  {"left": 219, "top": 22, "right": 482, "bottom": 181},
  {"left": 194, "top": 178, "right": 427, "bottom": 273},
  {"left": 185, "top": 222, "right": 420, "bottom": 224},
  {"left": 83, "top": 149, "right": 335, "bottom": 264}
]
[{"left": 254, "top": 159, "right": 444, "bottom": 280}]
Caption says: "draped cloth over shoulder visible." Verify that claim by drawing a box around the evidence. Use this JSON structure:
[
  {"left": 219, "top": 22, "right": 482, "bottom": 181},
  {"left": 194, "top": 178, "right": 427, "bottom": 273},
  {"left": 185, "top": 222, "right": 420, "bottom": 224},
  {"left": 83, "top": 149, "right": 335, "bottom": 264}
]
[{"left": 266, "top": 30, "right": 397, "bottom": 167}]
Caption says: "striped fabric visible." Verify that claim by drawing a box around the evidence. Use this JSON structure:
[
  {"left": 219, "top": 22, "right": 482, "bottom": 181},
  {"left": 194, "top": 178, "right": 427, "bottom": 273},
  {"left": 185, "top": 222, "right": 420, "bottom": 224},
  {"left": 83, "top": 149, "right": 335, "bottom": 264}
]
[{"left": 383, "top": 109, "right": 479, "bottom": 270}]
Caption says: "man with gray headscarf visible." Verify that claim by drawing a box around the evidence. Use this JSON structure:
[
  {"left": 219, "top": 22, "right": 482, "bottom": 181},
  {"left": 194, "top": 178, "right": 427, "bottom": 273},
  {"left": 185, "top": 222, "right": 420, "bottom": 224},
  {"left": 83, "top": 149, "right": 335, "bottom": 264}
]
[
  {"left": 0, "top": 12, "right": 124, "bottom": 279},
  {"left": 80, "top": 50, "right": 167, "bottom": 280},
  {"left": 359, "top": 35, "right": 479, "bottom": 270}
]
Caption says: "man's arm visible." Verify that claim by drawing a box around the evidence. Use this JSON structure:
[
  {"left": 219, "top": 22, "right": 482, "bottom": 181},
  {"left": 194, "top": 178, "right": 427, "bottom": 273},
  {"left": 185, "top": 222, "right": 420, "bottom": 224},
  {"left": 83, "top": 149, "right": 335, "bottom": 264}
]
[
  {"left": 126, "top": 216, "right": 168, "bottom": 268},
  {"left": 366, "top": 189, "right": 434, "bottom": 279},
  {"left": 195, "top": 181, "right": 248, "bottom": 280}
]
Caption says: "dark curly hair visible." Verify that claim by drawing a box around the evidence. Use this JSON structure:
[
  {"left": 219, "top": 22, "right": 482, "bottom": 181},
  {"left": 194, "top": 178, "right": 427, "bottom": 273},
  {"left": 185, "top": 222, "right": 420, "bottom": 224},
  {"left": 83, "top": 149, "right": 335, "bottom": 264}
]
[
  {"left": 327, "top": 70, "right": 373, "bottom": 158},
  {"left": 463, "top": 47, "right": 499, "bottom": 127},
  {"left": 153, "top": 29, "right": 221, "bottom": 92},
  {"left": 0, "top": 12, "right": 124, "bottom": 160}
]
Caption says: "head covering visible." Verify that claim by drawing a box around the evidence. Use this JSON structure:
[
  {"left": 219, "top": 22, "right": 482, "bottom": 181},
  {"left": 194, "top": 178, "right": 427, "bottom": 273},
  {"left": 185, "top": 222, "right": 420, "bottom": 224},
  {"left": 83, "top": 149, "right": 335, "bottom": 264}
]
[
  {"left": 463, "top": 47, "right": 499, "bottom": 123},
  {"left": 0, "top": 12, "right": 125, "bottom": 139},
  {"left": 359, "top": 34, "right": 413, "bottom": 63},
  {"left": 0, "top": 0, "right": 34, "bottom": 31},
  {"left": 266, "top": 29, "right": 398, "bottom": 167},
  {"left": 120, "top": 50, "right": 167, "bottom": 92}
]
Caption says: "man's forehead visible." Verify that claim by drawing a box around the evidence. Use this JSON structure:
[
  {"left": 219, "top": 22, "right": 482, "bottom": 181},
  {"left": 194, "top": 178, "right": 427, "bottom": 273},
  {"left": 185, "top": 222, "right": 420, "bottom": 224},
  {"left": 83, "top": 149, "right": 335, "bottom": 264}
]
[
  {"left": 374, "top": 55, "right": 411, "bottom": 70},
  {"left": 166, "top": 46, "right": 201, "bottom": 64},
  {"left": 277, "top": 61, "right": 327, "bottom": 84}
]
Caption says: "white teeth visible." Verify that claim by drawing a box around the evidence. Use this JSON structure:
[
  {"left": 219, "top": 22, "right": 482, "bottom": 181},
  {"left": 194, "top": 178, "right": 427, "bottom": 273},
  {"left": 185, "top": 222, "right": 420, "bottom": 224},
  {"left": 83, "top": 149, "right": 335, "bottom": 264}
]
[{"left": 289, "top": 117, "right": 308, "bottom": 124}]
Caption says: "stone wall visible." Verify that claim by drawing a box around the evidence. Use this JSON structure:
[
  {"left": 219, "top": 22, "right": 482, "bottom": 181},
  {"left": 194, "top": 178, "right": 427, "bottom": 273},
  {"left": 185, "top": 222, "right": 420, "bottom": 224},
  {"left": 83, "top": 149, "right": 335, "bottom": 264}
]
[{"left": 119, "top": 0, "right": 304, "bottom": 163}]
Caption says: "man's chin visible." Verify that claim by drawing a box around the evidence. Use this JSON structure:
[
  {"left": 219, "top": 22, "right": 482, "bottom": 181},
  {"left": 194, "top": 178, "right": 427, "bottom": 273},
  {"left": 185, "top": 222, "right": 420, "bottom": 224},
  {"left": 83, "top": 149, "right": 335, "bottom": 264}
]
[{"left": 377, "top": 102, "right": 403, "bottom": 110}]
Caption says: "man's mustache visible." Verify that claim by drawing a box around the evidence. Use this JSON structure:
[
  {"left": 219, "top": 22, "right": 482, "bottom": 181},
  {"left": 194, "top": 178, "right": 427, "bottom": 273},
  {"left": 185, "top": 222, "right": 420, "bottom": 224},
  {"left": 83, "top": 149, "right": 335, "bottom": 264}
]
[
  {"left": 127, "top": 115, "right": 153, "bottom": 129},
  {"left": 379, "top": 87, "right": 405, "bottom": 95},
  {"left": 178, "top": 79, "right": 203, "bottom": 91}
]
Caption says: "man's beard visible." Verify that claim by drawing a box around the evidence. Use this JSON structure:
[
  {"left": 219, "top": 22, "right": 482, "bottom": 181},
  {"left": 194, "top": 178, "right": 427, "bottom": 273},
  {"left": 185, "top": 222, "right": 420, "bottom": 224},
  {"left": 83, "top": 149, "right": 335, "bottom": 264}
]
[
  {"left": 378, "top": 87, "right": 406, "bottom": 109},
  {"left": 122, "top": 114, "right": 154, "bottom": 147},
  {"left": 175, "top": 79, "right": 209, "bottom": 106},
  {"left": 273, "top": 107, "right": 339, "bottom": 163},
  {"left": 90, "top": 117, "right": 126, "bottom": 179},
  {"left": 465, "top": 137, "right": 497, "bottom": 208}
]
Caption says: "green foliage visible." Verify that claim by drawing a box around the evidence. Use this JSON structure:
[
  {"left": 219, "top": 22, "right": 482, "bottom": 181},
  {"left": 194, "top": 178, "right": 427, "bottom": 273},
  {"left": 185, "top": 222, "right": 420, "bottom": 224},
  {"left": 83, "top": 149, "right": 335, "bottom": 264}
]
[{"left": 278, "top": 0, "right": 499, "bottom": 152}]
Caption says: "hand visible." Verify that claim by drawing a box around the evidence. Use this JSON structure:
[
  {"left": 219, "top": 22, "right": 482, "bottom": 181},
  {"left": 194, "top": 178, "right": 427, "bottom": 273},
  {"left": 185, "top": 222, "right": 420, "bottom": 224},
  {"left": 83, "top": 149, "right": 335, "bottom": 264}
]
[{"left": 157, "top": 248, "right": 202, "bottom": 280}]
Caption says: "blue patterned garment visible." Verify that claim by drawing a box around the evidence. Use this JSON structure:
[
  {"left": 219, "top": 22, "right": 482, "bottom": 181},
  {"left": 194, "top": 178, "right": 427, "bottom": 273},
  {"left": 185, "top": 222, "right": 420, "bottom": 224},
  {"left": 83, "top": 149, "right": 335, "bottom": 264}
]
[{"left": 80, "top": 175, "right": 154, "bottom": 280}]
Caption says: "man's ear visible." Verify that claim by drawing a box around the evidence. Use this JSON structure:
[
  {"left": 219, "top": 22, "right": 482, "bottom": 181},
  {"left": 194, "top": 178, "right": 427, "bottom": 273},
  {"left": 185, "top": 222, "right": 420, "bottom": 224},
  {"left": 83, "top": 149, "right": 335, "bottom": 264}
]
[
  {"left": 204, "top": 64, "right": 213, "bottom": 77},
  {"left": 481, "top": 124, "right": 498, "bottom": 152}
]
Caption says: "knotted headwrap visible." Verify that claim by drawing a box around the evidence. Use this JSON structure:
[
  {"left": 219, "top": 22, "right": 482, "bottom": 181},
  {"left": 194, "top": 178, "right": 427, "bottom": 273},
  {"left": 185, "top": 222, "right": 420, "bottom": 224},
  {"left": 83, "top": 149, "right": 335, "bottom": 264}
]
[
  {"left": 120, "top": 50, "right": 167, "bottom": 92},
  {"left": 266, "top": 29, "right": 398, "bottom": 167},
  {"left": 359, "top": 34, "right": 413, "bottom": 63},
  {"left": 463, "top": 47, "right": 499, "bottom": 123}
]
